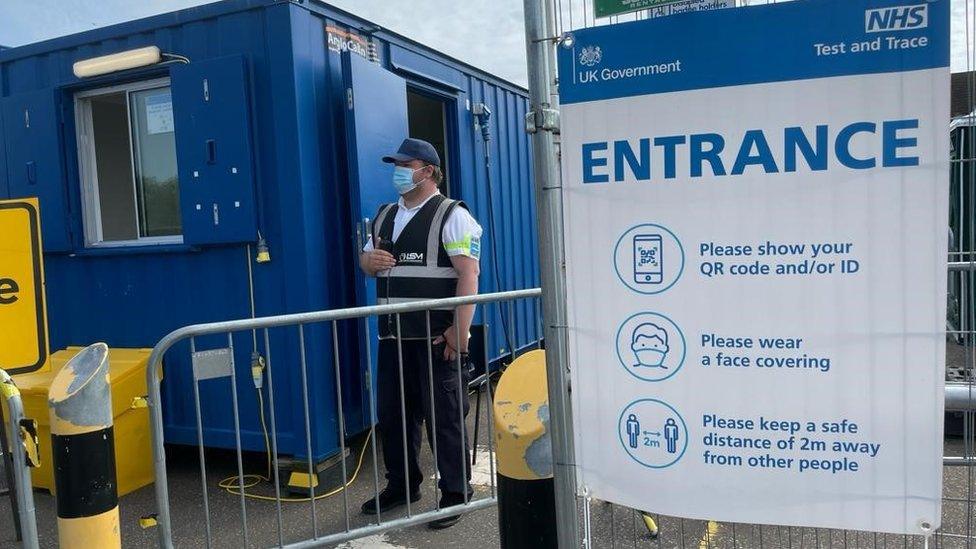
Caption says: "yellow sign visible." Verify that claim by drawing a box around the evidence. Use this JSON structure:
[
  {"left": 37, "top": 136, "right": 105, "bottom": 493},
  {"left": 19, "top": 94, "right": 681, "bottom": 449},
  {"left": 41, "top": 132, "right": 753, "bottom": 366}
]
[{"left": 0, "top": 199, "right": 48, "bottom": 374}]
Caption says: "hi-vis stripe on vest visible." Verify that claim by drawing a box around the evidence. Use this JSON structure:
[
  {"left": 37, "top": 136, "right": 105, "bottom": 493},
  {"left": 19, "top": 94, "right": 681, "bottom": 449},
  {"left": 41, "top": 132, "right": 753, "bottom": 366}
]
[{"left": 373, "top": 195, "right": 464, "bottom": 340}]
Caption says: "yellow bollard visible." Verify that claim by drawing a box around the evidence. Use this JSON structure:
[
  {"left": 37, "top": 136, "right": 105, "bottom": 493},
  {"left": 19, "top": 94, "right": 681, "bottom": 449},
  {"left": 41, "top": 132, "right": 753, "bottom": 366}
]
[
  {"left": 48, "top": 343, "right": 120, "bottom": 548},
  {"left": 494, "top": 350, "right": 556, "bottom": 548}
]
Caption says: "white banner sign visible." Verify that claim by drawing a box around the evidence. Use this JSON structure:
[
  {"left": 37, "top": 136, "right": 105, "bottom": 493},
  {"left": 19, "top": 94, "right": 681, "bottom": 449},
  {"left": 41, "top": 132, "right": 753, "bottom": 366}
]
[{"left": 558, "top": 0, "right": 949, "bottom": 535}]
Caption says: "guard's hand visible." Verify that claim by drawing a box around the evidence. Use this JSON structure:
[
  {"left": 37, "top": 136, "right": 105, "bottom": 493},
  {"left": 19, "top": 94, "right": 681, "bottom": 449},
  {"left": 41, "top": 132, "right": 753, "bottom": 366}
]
[
  {"left": 364, "top": 249, "right": 396, "bottom": 274},
  {"left": 433, "top": 326, "right": 468, "bottom": 361}
]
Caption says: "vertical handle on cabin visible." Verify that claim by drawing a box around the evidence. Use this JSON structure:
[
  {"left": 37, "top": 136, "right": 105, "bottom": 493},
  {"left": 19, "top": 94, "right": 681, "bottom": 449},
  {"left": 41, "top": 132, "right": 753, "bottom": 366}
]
[
  {"left": 26, "top": 161, "right": 36, "bottom": 185},
  {"left": 206, "top": 139, "right": 217, "bottom": 164},
  {"left": 48, "top": 343, "right": 120, "bottom": 549},
  {"left": 357, "top": 217, "right": 371, "bottom": 251}
]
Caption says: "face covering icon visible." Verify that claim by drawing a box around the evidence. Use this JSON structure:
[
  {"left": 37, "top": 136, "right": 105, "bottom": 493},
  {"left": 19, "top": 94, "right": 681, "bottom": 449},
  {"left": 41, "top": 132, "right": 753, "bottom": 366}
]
[
  {"left": 392, "top": 166, "right": 419, "bottom": 195},
  {"left": 631, "top": 322, "right": 669, "bottom": 368}
]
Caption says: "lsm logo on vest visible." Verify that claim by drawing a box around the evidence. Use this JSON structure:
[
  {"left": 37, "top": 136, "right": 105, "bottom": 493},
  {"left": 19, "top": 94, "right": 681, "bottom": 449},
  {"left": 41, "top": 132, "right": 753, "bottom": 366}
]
[{"left": 399, "top": 252, "right": 425, "bottom": 265}]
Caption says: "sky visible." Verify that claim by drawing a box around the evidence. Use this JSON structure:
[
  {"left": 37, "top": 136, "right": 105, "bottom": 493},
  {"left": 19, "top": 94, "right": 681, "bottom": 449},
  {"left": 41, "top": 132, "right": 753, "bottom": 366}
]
[{"left": 1, "top": 0, "right": 975, "bottom": 87}]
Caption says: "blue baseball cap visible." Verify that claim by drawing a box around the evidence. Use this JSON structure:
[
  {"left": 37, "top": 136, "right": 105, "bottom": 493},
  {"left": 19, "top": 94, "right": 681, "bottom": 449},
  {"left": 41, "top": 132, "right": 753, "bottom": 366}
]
[{"left": 382, "top": 138, "right": 441, "bottom": 167}]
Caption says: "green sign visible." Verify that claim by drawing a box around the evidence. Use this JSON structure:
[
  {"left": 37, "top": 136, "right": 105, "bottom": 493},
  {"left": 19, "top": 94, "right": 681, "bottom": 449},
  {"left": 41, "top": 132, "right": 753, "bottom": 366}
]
[{"left": 594, "top": 0, "right": 677, "bottom": 18}]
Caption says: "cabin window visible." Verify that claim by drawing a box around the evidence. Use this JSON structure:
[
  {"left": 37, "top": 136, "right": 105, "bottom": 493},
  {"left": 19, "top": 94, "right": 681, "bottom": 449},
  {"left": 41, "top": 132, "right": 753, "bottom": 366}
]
[{"left": 75, "top": 78, "right": 182, "bottom": 246}]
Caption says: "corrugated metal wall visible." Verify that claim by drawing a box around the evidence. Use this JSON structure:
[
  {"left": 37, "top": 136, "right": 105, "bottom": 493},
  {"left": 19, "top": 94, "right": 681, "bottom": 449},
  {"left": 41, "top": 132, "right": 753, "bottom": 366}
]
[{"left": 0, "top": 0, "right": 540, "bottom": 460}]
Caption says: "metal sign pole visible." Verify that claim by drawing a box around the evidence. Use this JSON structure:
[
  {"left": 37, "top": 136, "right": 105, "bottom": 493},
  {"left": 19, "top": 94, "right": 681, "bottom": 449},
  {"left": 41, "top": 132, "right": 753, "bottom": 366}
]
[{"left": 522, "top": 0, "right": 580, "bottom": 546}]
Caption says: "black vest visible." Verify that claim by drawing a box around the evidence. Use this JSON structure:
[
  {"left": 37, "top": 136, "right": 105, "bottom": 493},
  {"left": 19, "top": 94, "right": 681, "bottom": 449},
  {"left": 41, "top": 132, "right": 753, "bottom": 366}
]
[{"left": 373, "top": 194, "right": 466, "bottom": 339}]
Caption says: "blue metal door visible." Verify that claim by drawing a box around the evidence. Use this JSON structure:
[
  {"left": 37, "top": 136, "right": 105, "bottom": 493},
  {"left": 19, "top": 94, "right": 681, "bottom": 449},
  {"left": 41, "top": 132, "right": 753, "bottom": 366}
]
[
  {"left": 341, "top": 52, "right": 408, "bottom": 425},
  {"left": 2, "top": 90, "right": 71, "bottom": 250},
  {"left": 343, "top": 54, "right": 408, "bottom": 257}
]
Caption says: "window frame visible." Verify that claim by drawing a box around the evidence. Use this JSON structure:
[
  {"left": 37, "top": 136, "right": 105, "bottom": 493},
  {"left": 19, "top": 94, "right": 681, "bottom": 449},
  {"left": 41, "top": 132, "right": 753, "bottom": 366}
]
[{"left": 74, "top": 77, "right": 183, "bottom": 248}]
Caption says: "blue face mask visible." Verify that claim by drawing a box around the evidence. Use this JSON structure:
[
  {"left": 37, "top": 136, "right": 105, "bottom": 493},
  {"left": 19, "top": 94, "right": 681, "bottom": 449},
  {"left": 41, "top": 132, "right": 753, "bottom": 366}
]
[
  {"left": 392, "top": 166, "right": 418, "bottom": 195},
  {"left": 392, "top": 166, "right": 429, "bottom": 195}
]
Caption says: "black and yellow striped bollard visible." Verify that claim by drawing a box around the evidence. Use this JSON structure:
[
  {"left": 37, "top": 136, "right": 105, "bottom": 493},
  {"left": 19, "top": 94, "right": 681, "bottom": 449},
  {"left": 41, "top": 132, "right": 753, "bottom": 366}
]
[
  {"left": 493, "top": 349, "right": 557, "bottom": 548},
  {"left": 48, "top": 343, "right": 120, "bottom": 548}
]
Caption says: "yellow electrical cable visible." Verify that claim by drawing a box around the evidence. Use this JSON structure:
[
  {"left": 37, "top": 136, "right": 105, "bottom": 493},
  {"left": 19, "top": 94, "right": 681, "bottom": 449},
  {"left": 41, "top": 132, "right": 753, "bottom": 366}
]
[
  {"left": 219, "top": 365, "right": 488, "bottom": 503},
  {"left": 260, "top": 391, "right": 271, "bottom": 477},
  {"left": 218, "top": 388, "right": 372, "bottom": 502},
  {"left": 218, "top": 390, "right": 272, "bottom": 491}
]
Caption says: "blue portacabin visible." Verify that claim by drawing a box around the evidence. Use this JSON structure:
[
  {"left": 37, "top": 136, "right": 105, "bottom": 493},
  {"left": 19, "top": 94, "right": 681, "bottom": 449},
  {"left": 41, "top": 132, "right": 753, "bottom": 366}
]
[{"left": 0, "top": 0, "right": 540, "bottom": 462}]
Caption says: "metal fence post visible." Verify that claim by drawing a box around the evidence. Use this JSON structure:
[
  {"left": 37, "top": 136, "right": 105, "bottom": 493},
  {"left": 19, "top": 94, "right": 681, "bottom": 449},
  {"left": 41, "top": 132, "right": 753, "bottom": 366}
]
[
  {"left": 522, "top": 1, "right": 581, "bottom": 546},
  {"left": 0, "top": 369, "right": 39, "bottom": 549},
  {"left": 146, "top": 341, "right": 174, "bottom": 549},
  {"left": 0, "top": 393, "right": 24, "bottom": 542}
]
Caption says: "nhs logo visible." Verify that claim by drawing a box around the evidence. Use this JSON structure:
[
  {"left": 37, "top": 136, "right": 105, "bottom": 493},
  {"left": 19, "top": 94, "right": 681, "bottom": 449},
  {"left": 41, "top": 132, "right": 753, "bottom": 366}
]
[{"left": 865, "top": 4, "right": 928, "bottom": 32}]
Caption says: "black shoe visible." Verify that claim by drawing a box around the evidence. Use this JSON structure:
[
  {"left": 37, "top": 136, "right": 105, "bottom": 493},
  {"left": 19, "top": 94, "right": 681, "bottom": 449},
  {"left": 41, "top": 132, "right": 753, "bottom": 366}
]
[
  {"left": 360, "top": 486, "right": 421, "bottom": 515},
  {"left": 428, "top": 491, "right": 470, "bottom": 530}
]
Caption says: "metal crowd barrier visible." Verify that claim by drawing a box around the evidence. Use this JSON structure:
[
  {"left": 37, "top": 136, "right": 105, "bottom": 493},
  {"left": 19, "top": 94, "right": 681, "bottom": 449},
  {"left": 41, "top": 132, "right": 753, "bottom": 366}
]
[
  {"left": 144, "top": 288, "right": 542, "bottom": 548},
  {"left": 140, "top": 283, "right": 976, "bottom": 548},
  {"left": 0, "top": 369, "right": 39, "bottom": 549}
]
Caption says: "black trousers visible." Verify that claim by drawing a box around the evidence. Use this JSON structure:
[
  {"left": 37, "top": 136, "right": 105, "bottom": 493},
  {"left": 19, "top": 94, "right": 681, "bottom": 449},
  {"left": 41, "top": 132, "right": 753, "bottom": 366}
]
[{"left": 377, "top": 338, "right": 471, "bottom": 495}]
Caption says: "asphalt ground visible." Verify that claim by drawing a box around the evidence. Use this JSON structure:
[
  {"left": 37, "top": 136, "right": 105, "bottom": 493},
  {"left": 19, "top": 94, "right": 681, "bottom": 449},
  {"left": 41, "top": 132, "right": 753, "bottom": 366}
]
[
  {"left": 0, "top": 386, "right": 503, "bottom": 549},
  {"left": 2, "top": 390, "right": 976, "bottom": 548}
]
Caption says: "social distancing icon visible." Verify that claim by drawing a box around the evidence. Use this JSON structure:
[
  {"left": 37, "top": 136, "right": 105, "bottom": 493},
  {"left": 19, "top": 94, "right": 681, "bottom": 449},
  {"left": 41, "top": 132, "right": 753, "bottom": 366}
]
[{"left": 618, "top": 399, "right": 687, "bottom": 468}]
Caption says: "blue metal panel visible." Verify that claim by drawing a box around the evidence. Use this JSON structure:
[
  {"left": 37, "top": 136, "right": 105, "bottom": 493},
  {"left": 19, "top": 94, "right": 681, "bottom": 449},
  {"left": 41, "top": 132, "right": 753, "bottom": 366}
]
[
  {"left": 457, "top": 79, "right": 541, "bottom": 360},
  {"left": 1, "top": 89, "right": 72, "bottom": 251},
  {"left": 274, "top": 3, "right": 349, "bottom": 460},
  {"left": 171, "top": 55, "right": 258, "bottom": 244},
  {"left": 42, "top": 246, "right": 301, "bottom": 455},
  {"left": 389, "top": 45, "right": 466, "bottom": 91}
]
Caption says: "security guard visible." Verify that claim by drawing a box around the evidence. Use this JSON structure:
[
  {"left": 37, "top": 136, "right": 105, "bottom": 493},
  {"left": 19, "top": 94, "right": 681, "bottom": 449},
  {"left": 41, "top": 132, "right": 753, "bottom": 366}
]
[{"left": 359, "top": 138, "right": 482, "bottom": 529}]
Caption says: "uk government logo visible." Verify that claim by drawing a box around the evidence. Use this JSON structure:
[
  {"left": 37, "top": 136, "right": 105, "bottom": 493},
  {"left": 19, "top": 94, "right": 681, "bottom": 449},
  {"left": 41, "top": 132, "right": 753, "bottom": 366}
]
[
  {"left": 575, "top": 43, "right": 682, "bottom": 84},
  {"left": 578, "top": 45, "right": 602, "bottom": 67}
]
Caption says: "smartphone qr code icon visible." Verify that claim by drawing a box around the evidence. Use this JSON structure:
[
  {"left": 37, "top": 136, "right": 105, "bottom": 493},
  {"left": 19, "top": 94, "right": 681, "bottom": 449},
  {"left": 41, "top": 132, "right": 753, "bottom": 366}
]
[{"left": 633, "top": 235, "right": 663, "bottom": 284}]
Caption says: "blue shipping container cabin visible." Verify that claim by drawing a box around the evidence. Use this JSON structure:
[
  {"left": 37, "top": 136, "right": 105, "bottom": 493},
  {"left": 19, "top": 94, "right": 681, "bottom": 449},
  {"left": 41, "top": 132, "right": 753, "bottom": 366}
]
[{"left": 0, "top": 0, "right": 540, "bottom": 463}]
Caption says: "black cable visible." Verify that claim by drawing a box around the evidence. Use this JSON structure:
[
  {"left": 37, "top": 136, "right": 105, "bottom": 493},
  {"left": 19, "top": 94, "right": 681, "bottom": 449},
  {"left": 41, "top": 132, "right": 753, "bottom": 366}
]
[
  {"left": 480, "top": 129, "right": 518, "bottom": 361},
  {"left": 377, "top": 229, "right": 394, "bottom": 337}
]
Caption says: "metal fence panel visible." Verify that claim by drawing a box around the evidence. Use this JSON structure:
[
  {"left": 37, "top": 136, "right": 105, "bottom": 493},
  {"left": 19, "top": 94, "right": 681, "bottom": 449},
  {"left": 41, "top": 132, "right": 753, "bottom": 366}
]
[{"left": 144, "top": 289, "right": 541, "bottom": 548}]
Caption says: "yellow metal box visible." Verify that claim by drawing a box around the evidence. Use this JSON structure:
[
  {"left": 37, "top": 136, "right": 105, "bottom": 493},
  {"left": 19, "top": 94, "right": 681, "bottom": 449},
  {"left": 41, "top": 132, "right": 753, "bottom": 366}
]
[{"left": 9, "top": 347, "right": 157, "bottom": 497}]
